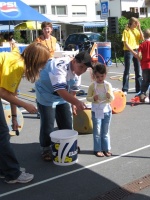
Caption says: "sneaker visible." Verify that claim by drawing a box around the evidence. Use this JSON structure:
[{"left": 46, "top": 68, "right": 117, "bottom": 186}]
[
  {"left": 5, "top": 172, "right": 34, "bottom": 184},
  {"left": 0, "top": 167, "right": 25, "bottom": 179},
  {"left": 140, "top": 94, "right": 147, "bottom": 102},
  {"left": 123, "top": 91, "right": 127, "bottom": 96}
]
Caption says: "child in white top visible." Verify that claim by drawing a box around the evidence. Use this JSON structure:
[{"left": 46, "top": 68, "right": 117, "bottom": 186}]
[{"left": 86, "top": 63, "right": 114, "bottom": 157}]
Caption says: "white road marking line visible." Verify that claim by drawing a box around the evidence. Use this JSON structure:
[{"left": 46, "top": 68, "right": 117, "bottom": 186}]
[
  {"left": 108, "top": 72, "right": 123, "bottom": 74},
  {"left": 81, "top": 84, "right": 89, "bottom": 88},
  {"left": 129, "top": 88, "right": 135, "bottom": 91},
  {"left": 0, "top": 144, "right": 150, "bottom": 198}
]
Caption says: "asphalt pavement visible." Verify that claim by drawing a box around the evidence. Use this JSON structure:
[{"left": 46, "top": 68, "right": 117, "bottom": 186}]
[{"left": 0, "top": 63, "right": 150, "bottom": 200}]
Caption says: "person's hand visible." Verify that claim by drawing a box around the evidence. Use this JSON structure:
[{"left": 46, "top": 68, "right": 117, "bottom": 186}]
[
  {"left": 106, "top": 92, "right": 110, "bottom": 99},
  {"left": 94, "top": 95, "right": 99, "bottom": 101},
  {"left": 24, "top": 103, "right": 38, "bottom": 114},
  {"left": 137, "top": 21, "right": 141, "bottom": 30},
  {"left": 133, "top": 51, "right": 138, "bottom": 59},
  {"left": 72, "top": 105, "right": 77, "bottom": 115},
  {"left": 75, "top": 100, "right": 87, "bottom": 111}
]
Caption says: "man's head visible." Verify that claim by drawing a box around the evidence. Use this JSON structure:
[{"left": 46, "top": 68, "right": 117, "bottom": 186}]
[
  {"left": 75, "top": 51, "right": 92, "bottom": 67},
  {"left": 71, "top": 51, "right": 93, "bottom": 76}
]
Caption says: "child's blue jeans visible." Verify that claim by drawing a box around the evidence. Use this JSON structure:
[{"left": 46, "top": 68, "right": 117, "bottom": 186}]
[{"left": 92, "top": 111, "right": 112, "bottom": 152}]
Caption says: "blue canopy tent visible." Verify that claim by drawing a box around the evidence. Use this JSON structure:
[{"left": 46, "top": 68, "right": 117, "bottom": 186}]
[
  {"left": 0, "top": 0, "right": 51, "bottom": 21},
  {"left": 0, "top": 0, "right": 51, "bottom": 36}
]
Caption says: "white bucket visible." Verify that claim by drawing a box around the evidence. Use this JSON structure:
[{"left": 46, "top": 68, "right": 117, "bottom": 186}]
[{"left": 50, "top": 129, "right": 78, "bottom": 166}]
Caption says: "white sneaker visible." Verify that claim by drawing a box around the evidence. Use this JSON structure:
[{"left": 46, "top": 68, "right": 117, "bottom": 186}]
[
  {"left": 123, "top": 91, "right": 127, "bottom": 96},
  {"left": 144, "top": 97, "right": 149, "bottom": 103},
  {"left": 0, "top": 167, "right": 25, "bottom": 179},
  {"left": 5, "top": 172, "right": 34, "bottom": 184}
]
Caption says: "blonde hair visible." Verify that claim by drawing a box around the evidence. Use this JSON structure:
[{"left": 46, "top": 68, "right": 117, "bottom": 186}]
[
  {"left": 21, "top": 42, "right": 50, "bottom": 83},
  {"left": 143, "top": 29, "right": 150, "bottom": 39},
  {"left": 125, "top": 17, "right": 139, "bottom": 30}
]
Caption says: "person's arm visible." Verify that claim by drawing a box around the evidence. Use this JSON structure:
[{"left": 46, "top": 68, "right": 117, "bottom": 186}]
[
  {"left": 137, "top": 22, "right": 144, "bottom": 41},
  {"left": 70, "top": 91, "right": 78, "bottom": 115},
  {"left": 105, "top": 83, "right": 114, "bottom": 103},
  {"left": 137, "top": 51, "right": 142, "bottom": 61},
  {"left": 124, "top": 41, "right": 139, "bottom": 59},
  {"left": 0, "top": 87, "right": 37, "bottom": 113},
  {"left": 10, "top": 42, "right": 19, "bottom": 53},
  {"left": 56, "top": 89, "right": 86, "bottom": 110},
  {"left": 137, "top": 44, "right": 143, "bottom": 61},
  {"left": 86, "top": 83, "right": 96, "bottom": 103},
  {"left": 9, "top": 91, "right": 20, "bottom": 131},
  {"left": 10, "top": 102, "right": 19, "bottom": 131}
]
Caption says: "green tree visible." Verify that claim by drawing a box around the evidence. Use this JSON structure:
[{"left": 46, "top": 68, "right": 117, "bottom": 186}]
[{"left": 13, "top": 30, "right": 25, "bottom": 43}]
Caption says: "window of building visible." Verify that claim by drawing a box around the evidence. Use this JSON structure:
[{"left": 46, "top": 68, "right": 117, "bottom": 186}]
[
  {"left": 72, "top": 5, "right": 87, "bottom": 16},
  {"left": 97, "top": 11, "right": 101, "bottom": 15},
  {"left": 140, "top": 7, "right": 147, "bottom": 15},
  {"left": 31, "top": 5, "right": 46, "bottom": 14},
  {"left": 51, "top": 5, "right": 67, "bottom": 15},
  {"left": 130, "top": 7, "right": 138, "bottom": 13}
]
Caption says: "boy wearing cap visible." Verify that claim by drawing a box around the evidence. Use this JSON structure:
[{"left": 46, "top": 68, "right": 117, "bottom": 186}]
[{"left": 35, "top": 51, "right": 92, "bottom": 161}]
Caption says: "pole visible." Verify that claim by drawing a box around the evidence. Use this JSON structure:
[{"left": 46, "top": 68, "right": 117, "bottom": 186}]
[
  {"left": 35, "top": 21, "right": 38, "bottom": 38},
  {"left": 59, "top": 25, "right": 61, "bottom": 43},
  {"left": 105, "top": 18, "right": 107, "bottom": 42}
]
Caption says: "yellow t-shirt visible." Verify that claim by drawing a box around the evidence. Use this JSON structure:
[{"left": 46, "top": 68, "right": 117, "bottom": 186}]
[
  {"left": 122, "top": 28, "right": 141, "bottom": 50},
  {"left": 0, "top": 50, "right": 24, "bottom": 93}
]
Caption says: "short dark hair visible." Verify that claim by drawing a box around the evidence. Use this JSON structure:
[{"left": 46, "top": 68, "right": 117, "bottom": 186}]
[
  {"left": 41, "top": 21, "right": 53, "bottom": 29},
  {"left": 93, "top": 62, "right": 107, "bottom": 74},
  {"left": 75, "top": 51, "right": 92, "bottom": 68}
]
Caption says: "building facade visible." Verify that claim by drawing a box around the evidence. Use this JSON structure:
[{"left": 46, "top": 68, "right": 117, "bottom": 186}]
[
  {"left": 21, "top": 0, "right": 150, "bottom": 41},
  {"left": 96, "top": 0, "right": 150, "bottom": 19}
]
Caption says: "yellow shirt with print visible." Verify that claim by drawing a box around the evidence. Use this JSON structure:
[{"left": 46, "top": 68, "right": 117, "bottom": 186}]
[
  {"left": 0, "top": 48, "right": 24, "bottom": 93},
  {"left": 122, "top": 28, "right": 141, "bottom": 50}
]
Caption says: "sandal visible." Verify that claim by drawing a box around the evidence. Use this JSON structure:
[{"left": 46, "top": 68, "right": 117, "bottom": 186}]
[
  {"left": 41, "top": 151, "right": 52, "bottom": 161},
  {"left": 103, "top": 151, "right": 112, "bottom": 157},
  {"left": 94, "top": 151, "right": 105, "bottom": 157}
]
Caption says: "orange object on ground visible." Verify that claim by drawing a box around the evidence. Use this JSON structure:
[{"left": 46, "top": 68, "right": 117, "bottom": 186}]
[
  {"left": 92, "top": 57, "right": 98, "bottom": 63},
  {"left": 90, "top": 42, "right": 98, "bottom": 63},
  {"left": 73, "top": 91, "right": 126, "bottom": 133},
  {"left": 110, "top": 90, "right": 126, "bottom": 114},
  {"left": 130, "top": 96, "right": 140, "bottom": 104},
  {"left": 130, "top": 96, "right": 149, "bottom": 106}
]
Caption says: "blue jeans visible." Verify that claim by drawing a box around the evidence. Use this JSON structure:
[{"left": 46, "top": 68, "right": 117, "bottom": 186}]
[
  {"left": 92, "top": 111, "right": 112, "bottom": 152},
  {"left": 0, "top": 100, "right": 21, "bottom": 181},
  {"left": 122, "top": 50, "right": 142, "bottom": 93},
  {"left": 37, "top": 102, "right": 73, "bottom": 152}
]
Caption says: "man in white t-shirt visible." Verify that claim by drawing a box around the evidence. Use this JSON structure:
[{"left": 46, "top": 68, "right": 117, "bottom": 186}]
[{"left": 35, "top": 51, "right": 93, "bottom": 161}]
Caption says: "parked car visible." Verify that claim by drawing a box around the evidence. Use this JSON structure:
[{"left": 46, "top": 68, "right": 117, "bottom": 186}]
[{"left": 64, "top": 32, "right": 101, "bottom": 52}]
